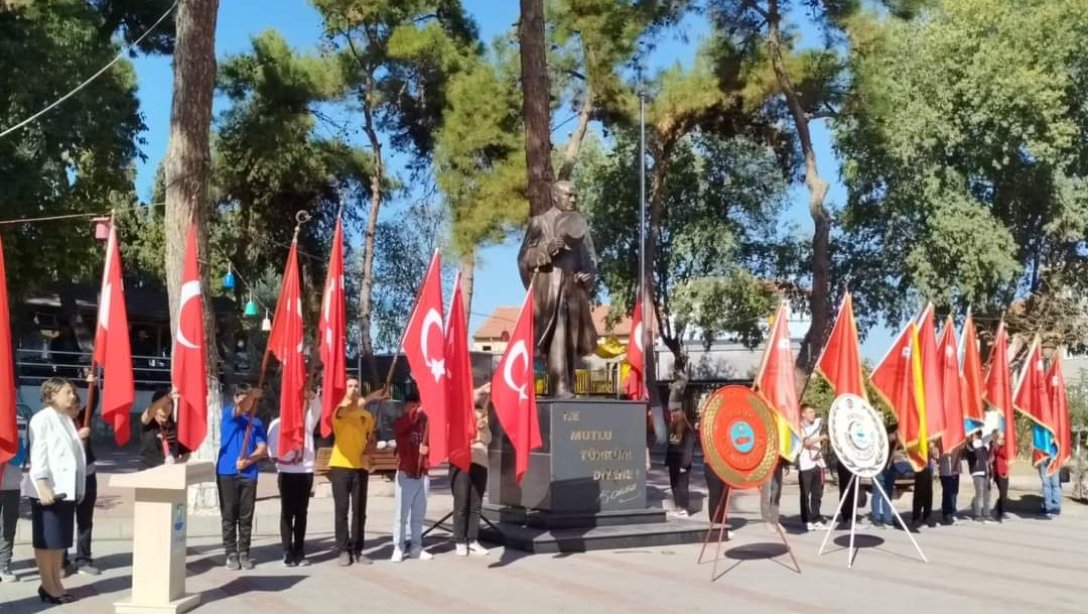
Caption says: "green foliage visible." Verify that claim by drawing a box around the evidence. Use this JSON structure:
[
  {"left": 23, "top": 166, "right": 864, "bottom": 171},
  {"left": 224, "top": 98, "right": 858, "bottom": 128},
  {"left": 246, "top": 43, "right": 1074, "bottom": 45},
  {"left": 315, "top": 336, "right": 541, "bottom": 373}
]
[
  {"left": 578, "top": 128, "right": 795, "bottom": 350},
  {"left": 0, "top": 0, "right": 151, "bottom": 298},
  {"left": 434, "top": 43, "right": 527, "bottom": 257},
  {"left": 312, "top": 0, "right": 481, "bottom": 165},
  {"left": 836, "top": 0, "right": 1088, "bottom": 347}
]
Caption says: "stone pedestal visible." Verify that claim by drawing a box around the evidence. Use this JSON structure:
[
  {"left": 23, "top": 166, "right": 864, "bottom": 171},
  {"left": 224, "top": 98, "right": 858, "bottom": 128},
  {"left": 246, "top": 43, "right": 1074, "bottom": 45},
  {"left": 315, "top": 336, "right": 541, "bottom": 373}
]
[
  {"left": 110, "top": 461, "right": 216, "bottom": 614},
  {"left": 482, "top": 399, "right": 706, "bottom": 552},
  {"left": 488, "top": 398, "right": 647, "bottom": 518}
]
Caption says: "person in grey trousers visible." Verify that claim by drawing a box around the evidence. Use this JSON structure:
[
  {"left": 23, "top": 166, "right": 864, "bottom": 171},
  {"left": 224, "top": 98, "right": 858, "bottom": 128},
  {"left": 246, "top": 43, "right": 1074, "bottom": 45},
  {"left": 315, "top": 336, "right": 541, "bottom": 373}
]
[
  {"left": 965, "top": 431, "right": 996, "bottom": 523},
  {"left": 0, "top": 415, "right": 27, "bottom": 583}
]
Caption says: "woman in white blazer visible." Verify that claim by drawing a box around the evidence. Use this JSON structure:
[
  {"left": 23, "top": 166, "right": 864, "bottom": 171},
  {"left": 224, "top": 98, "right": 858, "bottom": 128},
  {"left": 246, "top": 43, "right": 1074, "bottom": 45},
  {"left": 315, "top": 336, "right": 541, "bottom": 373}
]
[{"left": 28, "top": 377, "right": 87, "bottom": 604}]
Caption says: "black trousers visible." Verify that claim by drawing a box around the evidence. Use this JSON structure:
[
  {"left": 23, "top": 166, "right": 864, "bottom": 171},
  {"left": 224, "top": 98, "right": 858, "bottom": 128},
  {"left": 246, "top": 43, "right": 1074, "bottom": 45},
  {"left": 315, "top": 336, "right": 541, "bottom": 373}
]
[
  {"left": 837, "top": 462, "right": 861, "bottom": 520},
  {"left": 667, "top": 463, "right": 691, "bottom": 511},
  {"left": 994, "top": 475, "right": 1009, "bottom": 518},
  {"left": 329, "top": 467, "right": 369, "bottom": 554},
  {"left": 450, "top": 463, "right": 487, "bottom": 543},
  {"left": 278, "top": 473, "right": 313, "bottom": 558},
  {"left": 218, "top": 475, "right": 257, "bottom": 556},
  {"left": 799, "top": 468, "right": 824, "bottom": 523},
  {"left": 912, "top": 469, "right": 933, "bottom": 522},
  {"left": 940, "top": 475, "right": 960, "bottom": 517},
  {"left": 62, "top": 472, "right": 97, "bottom": 567},
  {"left": 704, "top": 463, "right": 730, "bottom": 524}
]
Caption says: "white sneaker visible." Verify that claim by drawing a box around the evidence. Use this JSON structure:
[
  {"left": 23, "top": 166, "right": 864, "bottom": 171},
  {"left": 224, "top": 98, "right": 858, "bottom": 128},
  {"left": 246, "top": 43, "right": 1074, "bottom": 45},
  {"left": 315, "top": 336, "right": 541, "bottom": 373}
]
[
  {"left": 391, "top": 548, "right": 404, "bottom": 563},
  {"left": 806, "top": 522, "right": 817, "bottom": 531},
  {"left": 667, "top": 509, "right": 689, "bottom": 518},
  {"left": 468, "top": 541, "right": 489, "bottom": 556},
  {"left": 455, "top": 543, "right": 469, "bottom": 556},
  {"left": 411, "top": 548, "right": 433, "bottom": 561}
]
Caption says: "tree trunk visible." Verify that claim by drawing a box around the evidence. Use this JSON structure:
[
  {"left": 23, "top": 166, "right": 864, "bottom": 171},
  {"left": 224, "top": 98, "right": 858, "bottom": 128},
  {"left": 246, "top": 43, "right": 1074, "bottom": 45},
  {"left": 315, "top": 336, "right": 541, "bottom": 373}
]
[
  {"left": 460, "top": 251, "right": 476, "bottom": 318},
  {"left": 767, "top": 0, "right": 831, "bottom": 371},
  {"left": 162, "top": 0, "right": 222, "bottom": 514},
  {"left": 557, "top": 88, "right": 593, "bottom": 181},
  {"left": 519, "top": 0, "right": 555, "bottom": 216},
  {"left": 357, "top": 89, "right": 383, "bottom": 387}
]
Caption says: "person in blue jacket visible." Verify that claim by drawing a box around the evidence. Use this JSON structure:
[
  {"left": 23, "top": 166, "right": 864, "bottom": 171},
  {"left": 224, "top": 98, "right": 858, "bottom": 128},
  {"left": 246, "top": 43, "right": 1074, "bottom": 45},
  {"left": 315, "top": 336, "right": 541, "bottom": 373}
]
[{"left": 0, "top": 413, "right": 28, "bottom": 583}]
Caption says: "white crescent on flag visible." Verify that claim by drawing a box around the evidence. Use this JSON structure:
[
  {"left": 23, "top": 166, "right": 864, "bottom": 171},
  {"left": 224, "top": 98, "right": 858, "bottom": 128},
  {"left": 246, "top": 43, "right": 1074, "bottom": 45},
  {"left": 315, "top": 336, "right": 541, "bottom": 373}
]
[
  {"left": 421, "top": 308, "right": 445, "bottom": 382},
  {"left": 633, "top": 321, "right": 644, "bottom": 353},
  {"left": 98, "top": 282, "right": 111, "bottom": 330},
  {"left": 503, "top": 339, "right": 529, "bottom": 401},
  {"left": 176, "top": 280, "right": 202, "bottom": 349}
]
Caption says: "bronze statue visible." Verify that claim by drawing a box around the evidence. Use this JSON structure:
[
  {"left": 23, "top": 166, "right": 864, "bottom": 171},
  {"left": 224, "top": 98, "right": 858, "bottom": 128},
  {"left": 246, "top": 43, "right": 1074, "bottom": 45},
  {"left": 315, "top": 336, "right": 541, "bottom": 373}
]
[{"left": 518, "top": 181, "right": 599, "bottom": 398}]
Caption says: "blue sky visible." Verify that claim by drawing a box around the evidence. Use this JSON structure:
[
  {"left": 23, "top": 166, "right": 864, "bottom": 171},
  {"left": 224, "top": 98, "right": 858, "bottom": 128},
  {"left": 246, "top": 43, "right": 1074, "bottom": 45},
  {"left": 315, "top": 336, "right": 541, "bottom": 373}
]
[{"left": 128, "top": 0, "right": 894, "bottom": 360}]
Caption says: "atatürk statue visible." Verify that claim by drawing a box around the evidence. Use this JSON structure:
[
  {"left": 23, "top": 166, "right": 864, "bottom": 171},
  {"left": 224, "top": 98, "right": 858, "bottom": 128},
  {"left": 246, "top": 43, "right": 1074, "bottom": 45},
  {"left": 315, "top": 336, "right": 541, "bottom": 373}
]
[{"left": 518, "top": 181, "right": 599, "bottom": 398}]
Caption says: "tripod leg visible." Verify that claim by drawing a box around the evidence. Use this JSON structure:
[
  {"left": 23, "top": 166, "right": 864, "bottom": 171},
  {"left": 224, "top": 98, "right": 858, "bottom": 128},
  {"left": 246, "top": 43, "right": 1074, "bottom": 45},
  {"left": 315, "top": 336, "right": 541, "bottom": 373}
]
[
  {"left": 698, "top": 488, "right": 729, "bottom": 564},
  {"left": 421, "top": 511, "right": 454, "bottom": 538},
  {"left": 711, "top": 488, "right": 732, "bottom": 581},
  {"left": 874, "top": 477, "right": 928, "bottom": 563},
  {"left": 848, "top": 475, "right": 860, "bottom": 568},
  {"left": 772, "top": 517, "right": 801, "bottom": 573},
  {"left": 818, "top": 474, "right": 852, "bottom": 556}
]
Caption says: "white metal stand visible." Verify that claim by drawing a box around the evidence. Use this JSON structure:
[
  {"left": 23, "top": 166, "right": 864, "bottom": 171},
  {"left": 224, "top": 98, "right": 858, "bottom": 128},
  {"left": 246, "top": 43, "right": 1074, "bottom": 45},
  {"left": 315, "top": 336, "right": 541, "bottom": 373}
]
[{"left": 817, "top": 474, "right": 927, "bottom": 568}]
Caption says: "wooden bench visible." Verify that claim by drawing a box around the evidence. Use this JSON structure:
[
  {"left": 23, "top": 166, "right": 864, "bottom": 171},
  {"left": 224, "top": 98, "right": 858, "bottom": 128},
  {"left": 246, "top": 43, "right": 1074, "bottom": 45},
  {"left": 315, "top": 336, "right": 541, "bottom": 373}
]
[{"left": 314, "top": 446, "right": 398, "bottom": 476}]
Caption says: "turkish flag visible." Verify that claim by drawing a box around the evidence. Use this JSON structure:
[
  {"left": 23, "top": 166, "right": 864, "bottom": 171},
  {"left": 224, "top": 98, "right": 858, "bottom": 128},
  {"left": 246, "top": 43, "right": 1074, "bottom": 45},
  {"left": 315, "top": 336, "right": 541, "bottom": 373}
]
[
  {"left": 267, "top": 240, "right": 307, "bottom": 460},
  {"left": 0, "top": 236, "right": 17, "bottom": 465},
  {"left": 755, "top": 302, "right": 801, "bottom": 460},
  {"left": 916, "top": 304, "right": 945, "bottom": 440},
  {"left": 937, "top": 316, "right": 966, "bottom": 451},
  {"left": 624, "top": 290, "right": 648, "bottom": 401},
  {"left": 490, "top": 286, "right": 541, "bottom": 482},
  {"left": 403, "top": 251, "right": 448, "bottom": 462},
  {"left": 93, "top": 224, "right": 134, "bottom": 445},
  {"left": 172, "top": 226, "right": 208, "bottom": 451},
  {"left": 960, "top": 309, "right": 986, "bottom": 434},
  {"left": 318, "top": 218, "right": 347, "bottom": 438},
  {"left": 984, "top": 321, "right": 1016, "bottom": 454},
  {"left": 444, "top": 273, "right": 477, "bottom": 471},
  {"left": 815, "top": 292, "right": 867, "bottom": 400},
  {"left": 871, "top": 320, "right": 928, "bottom": 470},
  {"left": 1047, "top": 350, "right": 1071, "bottom": 468},
  {"left": 1013, "top": 337, "right": 1057, "bottom": 471}
]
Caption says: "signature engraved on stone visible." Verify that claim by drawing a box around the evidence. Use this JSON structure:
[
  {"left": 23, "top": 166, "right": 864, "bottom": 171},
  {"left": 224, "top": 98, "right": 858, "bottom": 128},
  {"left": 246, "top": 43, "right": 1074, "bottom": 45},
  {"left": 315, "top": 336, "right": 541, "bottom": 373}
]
[{"left": 598, "top": 482, "right": 639, "bottom": 504}]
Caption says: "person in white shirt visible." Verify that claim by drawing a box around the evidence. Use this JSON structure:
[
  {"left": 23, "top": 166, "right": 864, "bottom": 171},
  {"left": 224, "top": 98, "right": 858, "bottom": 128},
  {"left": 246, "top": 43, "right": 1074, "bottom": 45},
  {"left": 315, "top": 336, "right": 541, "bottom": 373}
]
[
  {"left": 28, "top": 378, "right": 87, "bottom": 604},
  {"left": 798, "top": 403, "right": 827, "bottom": 531},
  {"left": 267, "top": 385, "right": 321, "bottom": 567}
]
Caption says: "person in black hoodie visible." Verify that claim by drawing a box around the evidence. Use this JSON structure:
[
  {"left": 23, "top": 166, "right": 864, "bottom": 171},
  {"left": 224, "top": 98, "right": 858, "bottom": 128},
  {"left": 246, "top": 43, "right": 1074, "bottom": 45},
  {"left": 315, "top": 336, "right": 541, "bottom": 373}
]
[
  {"left": 64, "top": 372, "right": 99, "bottom": 577},
  {"left": 665, "top": 404, "right": 695, "bottom": 518},
  {"left": 965, "top": 430, "right": 993, "bottom": 522}
]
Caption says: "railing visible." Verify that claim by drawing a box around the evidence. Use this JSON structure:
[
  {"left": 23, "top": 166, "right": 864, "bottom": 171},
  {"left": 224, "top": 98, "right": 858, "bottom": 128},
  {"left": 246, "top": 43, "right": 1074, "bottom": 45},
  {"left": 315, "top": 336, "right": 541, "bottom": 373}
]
[{"left": 16, "top": 348, "right": 174, "bottom": 387}]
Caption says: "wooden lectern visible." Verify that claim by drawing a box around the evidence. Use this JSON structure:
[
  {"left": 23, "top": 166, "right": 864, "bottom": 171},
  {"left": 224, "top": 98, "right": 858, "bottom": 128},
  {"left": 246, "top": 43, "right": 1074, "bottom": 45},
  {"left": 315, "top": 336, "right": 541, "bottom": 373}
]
[{"left": 110, "top": 461, "right": 216, "bottom": 614}]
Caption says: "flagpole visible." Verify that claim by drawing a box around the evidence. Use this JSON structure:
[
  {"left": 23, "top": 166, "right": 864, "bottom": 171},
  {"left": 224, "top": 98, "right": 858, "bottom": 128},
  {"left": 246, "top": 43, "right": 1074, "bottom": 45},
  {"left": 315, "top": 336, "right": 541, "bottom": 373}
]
[
  {"left": 240, "top": 211, "right": 310, "bottom": 461},
  {"left": 383, "top": 249, "right": 440, "bottom": 391},
  {"left": 83, "top": 211, "right": 115, "bottom": 430}
]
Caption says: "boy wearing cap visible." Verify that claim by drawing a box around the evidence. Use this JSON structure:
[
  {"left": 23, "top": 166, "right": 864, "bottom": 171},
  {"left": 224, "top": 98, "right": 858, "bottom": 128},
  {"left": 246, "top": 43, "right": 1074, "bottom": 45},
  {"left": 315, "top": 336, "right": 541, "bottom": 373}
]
[{"left": 391, "top": 391, "right": 431, "bottom": 562}]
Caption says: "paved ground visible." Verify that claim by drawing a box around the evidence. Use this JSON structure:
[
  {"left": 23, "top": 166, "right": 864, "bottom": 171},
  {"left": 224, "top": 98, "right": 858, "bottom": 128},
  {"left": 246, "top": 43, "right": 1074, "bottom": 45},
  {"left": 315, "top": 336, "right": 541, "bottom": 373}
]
[{"left": 1, "top": 449, "right": 1083, "bottom": 613}]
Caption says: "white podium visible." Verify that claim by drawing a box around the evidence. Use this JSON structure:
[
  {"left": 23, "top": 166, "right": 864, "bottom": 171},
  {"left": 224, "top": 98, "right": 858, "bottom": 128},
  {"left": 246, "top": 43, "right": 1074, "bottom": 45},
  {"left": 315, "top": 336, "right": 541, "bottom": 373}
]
[{"left": 110, "top": 461, "right": 216, "bottom": 614}]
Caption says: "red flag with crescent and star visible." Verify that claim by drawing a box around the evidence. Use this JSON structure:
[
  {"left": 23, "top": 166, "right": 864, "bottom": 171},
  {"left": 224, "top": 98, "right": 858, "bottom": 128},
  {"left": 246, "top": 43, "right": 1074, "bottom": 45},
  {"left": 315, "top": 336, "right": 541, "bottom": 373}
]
[
  {"left": 937, "top": 316, "right": 966, "bottom": 452},
  {"left": 93, "top": 223, "right": 134, "bottom": 445},
  {"left": 984, "top": 321, "right": 1016, "bottom": 454},
  {"left": 959, "top": 309, "right": 986, "bottom": 435},
  {"left": 815, "top": 292, "right": 867, "bottom": 400},
  {"left": 490, "top": 285, "right": 541, "bottom": 483},
  {"left": 403, "top": 251, "right": 449, "bottom": 463},
  {"left": 1047, "top": 349, "right": 1072, "bottom": 469},
  {"left": 444, "top": 273, "right": 477, "bottom": 472},
  {"left": 172, "top": 225, "right": 208, "bottom": 451},
  {"left": 318, "top": 217, "right": 347, "bottom": 438},
  {"left": 0, "top": 235, "right": 17, "bottom": 465},
  {"left": 267, "top": 240, "right": 307, "bottom": 460},
  {"left": 624, "top": 288, "right": 648, "bottom": 401}
]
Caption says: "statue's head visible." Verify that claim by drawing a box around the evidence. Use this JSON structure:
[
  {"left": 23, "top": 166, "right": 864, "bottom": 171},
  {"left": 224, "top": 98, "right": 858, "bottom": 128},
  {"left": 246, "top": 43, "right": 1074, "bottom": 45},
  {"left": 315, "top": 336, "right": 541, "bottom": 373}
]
[{"left": 552, "top": 180, "right": 577, "bottom": 211}]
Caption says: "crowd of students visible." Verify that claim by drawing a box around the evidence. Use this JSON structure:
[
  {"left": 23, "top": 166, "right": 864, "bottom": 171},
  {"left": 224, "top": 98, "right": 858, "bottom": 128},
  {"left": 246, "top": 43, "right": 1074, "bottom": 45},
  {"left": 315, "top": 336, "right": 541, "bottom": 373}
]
[
  {"left": 664, "top": 403, "right": 1063, "bottom": 531},
  {"left": 0, "top": 374, "right": 495, "bottom": 603}
]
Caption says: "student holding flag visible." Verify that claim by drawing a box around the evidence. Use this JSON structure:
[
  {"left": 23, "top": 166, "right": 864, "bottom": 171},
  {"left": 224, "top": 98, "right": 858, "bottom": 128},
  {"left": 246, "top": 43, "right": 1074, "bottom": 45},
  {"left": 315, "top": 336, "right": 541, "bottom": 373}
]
[{"left": 268, "top": 384, "right": 321, "bottom": 567}]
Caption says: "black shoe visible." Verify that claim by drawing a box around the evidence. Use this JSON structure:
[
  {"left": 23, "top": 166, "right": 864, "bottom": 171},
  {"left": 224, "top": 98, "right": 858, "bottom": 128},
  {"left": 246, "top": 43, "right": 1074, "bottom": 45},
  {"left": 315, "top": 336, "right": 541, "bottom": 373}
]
[
  {"left": 62, "top": 561, "right": 77, "bottom": 577},
  {"left": 926, "top": 519, "right": 937, "bottom": 528},
  {"left": 38, "top": 586, "right": 63, "bottom": 604},
  {"left": 77, "top": 563, "right": 101, "bottom": 576},
  {"left": 225, "top": 553, "right": 241, "bottom": 571},
  {"left": 239, "top": 554, "right": 255, "bottom": 570}
]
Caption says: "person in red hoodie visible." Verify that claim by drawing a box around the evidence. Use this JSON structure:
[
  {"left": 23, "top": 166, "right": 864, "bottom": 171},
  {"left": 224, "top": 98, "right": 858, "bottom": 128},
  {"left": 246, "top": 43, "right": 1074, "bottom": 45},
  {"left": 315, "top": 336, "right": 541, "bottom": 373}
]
[
  {"left": 390, "top": 391, "right": 431, "bottom": 562},
  {"left": 992, "top": 431, "right": 1010, "bottom": 523}
]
